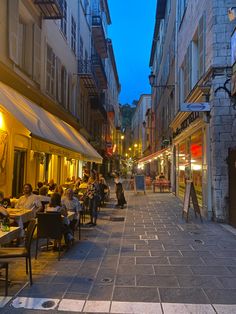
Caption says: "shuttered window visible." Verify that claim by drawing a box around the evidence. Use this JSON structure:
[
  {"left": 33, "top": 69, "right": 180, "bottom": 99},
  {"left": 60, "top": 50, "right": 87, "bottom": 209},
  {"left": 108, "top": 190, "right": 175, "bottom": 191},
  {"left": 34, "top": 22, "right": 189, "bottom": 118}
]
[
  {"left": 59, "top": 0, "right": 67, "bottom": 38},
  {"left": 198, "top": 13, "right": 206, "bottom": 79},
  {"left": 71, "top": 16, "right": 76, "bottom": 55},
  {"left": 46, "top": 45, "right": 56, "bottom": 96},
  {"left": 33, "top": 24, "right": 41, "bottom": 84},
  {"left": 8, "top": 0, "right": 19, "bottom": 64}
]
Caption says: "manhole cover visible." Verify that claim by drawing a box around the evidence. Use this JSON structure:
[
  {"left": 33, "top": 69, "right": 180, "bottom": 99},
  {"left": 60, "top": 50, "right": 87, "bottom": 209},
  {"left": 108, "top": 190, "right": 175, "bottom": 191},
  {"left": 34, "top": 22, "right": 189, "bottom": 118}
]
[
  {"left": 140, "top": 235, "right": 158, "bottom": 240},
  {"left": 194, "top": 239, "right": 204, "bottom": 244},
  {"left": 110, "top": 216, "right": 125, "bottom": 221},
  {"left": 101, "top": 277, "right": 113, "bottom": 283},
  {"left": 41, "top": 301, "right": 56, "bottom": 308}
]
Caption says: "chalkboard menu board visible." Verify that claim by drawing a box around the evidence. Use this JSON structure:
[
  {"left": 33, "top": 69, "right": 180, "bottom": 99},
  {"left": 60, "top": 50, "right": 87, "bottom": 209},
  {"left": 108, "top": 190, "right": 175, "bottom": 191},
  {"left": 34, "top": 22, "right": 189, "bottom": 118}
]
[
  {"left": 134, "top": 175, "right": 145, "bottom": 194},
  {"left": 182, "top": 180, "right": 202, "bottom": 222}
]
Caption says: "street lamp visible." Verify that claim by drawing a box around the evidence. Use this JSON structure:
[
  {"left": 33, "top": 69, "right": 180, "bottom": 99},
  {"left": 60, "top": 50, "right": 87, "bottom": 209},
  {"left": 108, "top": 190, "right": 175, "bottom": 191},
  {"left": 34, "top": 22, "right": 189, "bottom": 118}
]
[{"left": 148, "top": 71, "right": 175, "bottom": 89}]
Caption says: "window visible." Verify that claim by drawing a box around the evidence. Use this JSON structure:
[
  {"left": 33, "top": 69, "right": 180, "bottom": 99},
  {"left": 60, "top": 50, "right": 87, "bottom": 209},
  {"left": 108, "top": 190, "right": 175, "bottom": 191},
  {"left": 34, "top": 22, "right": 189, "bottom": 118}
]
[
  {"left": 46, "top": 45, "right": 55, "bottom": 96},
  {"left": 59, "top": 0, "right": 67, "bottom": 37},
  {"left": 71, "top": 15, "right": 76, "bottom": 54}
]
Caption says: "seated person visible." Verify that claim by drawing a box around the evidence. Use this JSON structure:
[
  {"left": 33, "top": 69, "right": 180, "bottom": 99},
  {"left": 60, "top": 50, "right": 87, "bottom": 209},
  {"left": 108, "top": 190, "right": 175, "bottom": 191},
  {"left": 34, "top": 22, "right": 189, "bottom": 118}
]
[
  {"left": 46, "top": 193, "right": 73, "bottom": 246},
  {"left": 54, "top": 185, "right": 64, "bottom": 197},
  {"left": 33, "top": 182, "right": 44, "bottom": 195},
  {"left": 15, "top": 183, "right": 42, "bottom": 214},
  {"left": 48, "top": 179, "right": 57, "bottom": 191},
  {"left": 62, "top": 188, "right": 82, "bottom": 231},
  {"left": 0, "top": 191, "right": 11, "bottom": 208},
  {"left": 38, "top": 186, "right": 51, "bottom": 211}
]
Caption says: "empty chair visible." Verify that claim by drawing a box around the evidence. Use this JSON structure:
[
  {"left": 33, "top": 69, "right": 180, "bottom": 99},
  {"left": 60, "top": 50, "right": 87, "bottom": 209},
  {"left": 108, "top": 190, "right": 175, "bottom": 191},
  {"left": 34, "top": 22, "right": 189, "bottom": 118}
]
[
  {"left": 35, "top": 212, "right": 63, "bottom": 260},
  {"left": 0, "top": 219, "right": 37, "bottom": 286}
]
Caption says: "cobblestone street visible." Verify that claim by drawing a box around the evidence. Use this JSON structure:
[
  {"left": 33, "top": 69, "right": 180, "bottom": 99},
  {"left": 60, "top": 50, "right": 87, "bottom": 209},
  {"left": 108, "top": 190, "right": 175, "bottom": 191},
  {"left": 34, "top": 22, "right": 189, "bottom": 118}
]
[{"left": 1, "top": 191, "right": 236, "bottom": 313}]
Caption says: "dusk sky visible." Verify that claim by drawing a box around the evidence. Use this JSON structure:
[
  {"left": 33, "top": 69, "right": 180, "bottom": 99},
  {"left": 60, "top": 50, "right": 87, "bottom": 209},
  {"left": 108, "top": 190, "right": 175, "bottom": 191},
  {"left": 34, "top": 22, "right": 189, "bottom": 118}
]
[{"left": 108, "top": 0, "right": 157, "bottom": 105}]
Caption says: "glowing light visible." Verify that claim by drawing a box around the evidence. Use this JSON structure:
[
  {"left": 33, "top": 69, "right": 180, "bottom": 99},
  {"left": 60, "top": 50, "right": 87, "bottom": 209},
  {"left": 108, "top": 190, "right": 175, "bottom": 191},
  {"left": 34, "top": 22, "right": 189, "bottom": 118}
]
[
  {"left": 179, "top": 165, "right": 185, "bottom": 171},
  {"left": 134, "top": 144, "right": 138, "bottom": 148},
  {"left": 192, "top": 164, "right": 202, "bottom": 170},
  {"left": 154, "top": 157, "right": 158, "bottom": 160},
  {"left": 0, "top": 112, "right": 4, "bottom": 129},
  {"left": 128, "top": 147, "right": 132, "bottom": 151},
  {"left": 149, "top": 159, "right": 152, "bottom": 162},
  {"left": 121, "top": 135, "right": 124, "bottom": 140}
]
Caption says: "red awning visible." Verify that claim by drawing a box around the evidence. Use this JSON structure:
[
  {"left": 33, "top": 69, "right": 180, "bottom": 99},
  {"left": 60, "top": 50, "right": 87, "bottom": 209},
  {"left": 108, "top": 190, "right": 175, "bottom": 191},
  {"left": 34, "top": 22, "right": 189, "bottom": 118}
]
[{"left": 138, "top": 148, "right": 170, "bottom": 164}]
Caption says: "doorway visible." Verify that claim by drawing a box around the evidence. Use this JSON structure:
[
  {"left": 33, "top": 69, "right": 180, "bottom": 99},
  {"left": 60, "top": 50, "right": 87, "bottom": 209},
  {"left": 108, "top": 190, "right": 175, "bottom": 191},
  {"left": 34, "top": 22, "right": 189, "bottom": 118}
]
[
  {"left": 229, "top": 148, "right": 236, "bottom": 227},
  {"left": 12, "top": 149, "right": 26, "bottom": 197}
]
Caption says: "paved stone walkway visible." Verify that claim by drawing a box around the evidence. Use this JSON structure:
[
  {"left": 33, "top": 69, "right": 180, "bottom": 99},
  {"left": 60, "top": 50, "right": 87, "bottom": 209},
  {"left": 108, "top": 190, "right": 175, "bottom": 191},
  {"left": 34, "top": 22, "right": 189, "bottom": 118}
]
[{"left": 1, "top": 191, "right": 236, "bottom": 313}]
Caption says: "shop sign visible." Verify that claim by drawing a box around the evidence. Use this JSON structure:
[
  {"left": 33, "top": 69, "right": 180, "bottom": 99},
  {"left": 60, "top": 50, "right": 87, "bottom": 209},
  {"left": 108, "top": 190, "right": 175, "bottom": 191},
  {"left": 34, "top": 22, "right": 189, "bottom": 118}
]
[
  {"left": 180, "top": 102, "right": 210, "bottom": 112},
  {"left": 173, "top": 112, "right": 200, "bottom": 139}
]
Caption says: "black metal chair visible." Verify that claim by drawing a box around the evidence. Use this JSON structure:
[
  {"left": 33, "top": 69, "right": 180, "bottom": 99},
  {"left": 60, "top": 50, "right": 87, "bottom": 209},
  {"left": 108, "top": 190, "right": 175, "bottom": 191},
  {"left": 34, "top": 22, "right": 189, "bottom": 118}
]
[
  {"left": 0, "top": 262, "right": 8, "bottom": 296},
  {"left": 35, "top": 212, "right": 63, "bottom": 261},
  {"left": 0, "top": 219, "right": 37, "bottom": 286}
]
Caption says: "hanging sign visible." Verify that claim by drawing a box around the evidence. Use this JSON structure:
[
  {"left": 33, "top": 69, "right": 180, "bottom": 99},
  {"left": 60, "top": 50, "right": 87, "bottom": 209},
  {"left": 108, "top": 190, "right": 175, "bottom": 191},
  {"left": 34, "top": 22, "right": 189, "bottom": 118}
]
[
  {"left": 180, "top": 102, "right": 210, "bottom": 112},
  {"left": 182, "top": 180, "right": 202, "bottom": 222}
]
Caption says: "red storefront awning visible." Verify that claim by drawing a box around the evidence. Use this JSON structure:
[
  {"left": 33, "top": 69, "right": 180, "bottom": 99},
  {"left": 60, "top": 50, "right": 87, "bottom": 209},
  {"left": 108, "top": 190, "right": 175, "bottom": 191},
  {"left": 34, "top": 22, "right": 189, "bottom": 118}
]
[{"left": 138, "top": 148, "right": 170, "bottom": 164}]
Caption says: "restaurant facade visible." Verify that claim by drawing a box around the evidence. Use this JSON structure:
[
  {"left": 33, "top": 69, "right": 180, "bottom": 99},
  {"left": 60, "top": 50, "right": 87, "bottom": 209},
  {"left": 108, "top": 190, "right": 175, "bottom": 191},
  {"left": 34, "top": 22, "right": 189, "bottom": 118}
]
[{"left": 0, "top": 82, "right": 102, "bottom": 197}]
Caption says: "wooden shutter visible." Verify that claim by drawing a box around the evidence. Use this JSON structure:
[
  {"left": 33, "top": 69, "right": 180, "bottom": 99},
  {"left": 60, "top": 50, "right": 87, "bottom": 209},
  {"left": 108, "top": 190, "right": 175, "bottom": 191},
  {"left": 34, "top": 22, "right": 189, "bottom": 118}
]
[
  {"left": 68, "top": 73, "right": 72, "bottom": 112},
  {"left": 25, "top": 23, "right": 33, "bottom": 76},
  {"left": 56, "top": 57, "right": 62, "bottom": 103},
  {"left": 33, "top": 24, "right": 41, "bottom": 83},
  {"left": 198, "top": 13, "right": 206, "bottom": 79},
  {"left": 8, "top": 0, "right": 19, "bottom": 64}
]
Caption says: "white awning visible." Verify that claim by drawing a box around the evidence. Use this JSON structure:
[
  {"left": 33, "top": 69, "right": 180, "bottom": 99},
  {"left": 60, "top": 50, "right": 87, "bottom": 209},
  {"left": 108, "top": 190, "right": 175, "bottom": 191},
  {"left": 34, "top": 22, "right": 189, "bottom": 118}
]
[{"left": 0, "top": 82, "right": 102, "bottom": 163}]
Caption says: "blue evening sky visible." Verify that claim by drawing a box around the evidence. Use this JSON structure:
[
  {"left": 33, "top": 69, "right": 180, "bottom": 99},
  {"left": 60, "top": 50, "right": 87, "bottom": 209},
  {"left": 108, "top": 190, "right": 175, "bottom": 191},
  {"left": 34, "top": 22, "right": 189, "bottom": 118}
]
[{"left": 108, "top": 0, "right": 157, "bottom": 105}]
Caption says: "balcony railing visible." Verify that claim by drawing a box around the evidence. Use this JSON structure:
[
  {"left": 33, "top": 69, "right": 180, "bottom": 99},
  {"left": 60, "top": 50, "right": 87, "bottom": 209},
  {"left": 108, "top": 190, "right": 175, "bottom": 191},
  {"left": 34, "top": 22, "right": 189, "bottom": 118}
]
[
  {"left": 92, "top": 16, "right": 108, "bottom": 58},
  {"left": 92, "top": 54, "right": 107, "bottom": 89},
  {"left": 77, "top": 56, "right": 107, "bottom": 93},
  {"left": 34, "top": 0, "right": 63, "bottom": 19}
]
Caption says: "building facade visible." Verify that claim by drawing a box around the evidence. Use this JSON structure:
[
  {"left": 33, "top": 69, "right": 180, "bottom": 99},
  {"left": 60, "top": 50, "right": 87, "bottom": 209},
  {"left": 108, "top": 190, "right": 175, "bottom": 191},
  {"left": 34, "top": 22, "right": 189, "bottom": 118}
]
[
  {"left": 147, "top": 0, "right": 236, "bottom": 224},
  {"left": 0, "top": 0, "right": 120, "bottom": 197}
]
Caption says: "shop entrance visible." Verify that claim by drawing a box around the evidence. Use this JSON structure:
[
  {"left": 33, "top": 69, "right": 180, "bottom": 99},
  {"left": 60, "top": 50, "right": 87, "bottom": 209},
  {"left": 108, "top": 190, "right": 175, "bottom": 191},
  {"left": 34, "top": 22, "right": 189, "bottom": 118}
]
[
  {"left": 12, "top": 149, "right": 26, "bottom": 197},
  {"left": 229, "top": 149, "right": 236, "bottom": 227}
]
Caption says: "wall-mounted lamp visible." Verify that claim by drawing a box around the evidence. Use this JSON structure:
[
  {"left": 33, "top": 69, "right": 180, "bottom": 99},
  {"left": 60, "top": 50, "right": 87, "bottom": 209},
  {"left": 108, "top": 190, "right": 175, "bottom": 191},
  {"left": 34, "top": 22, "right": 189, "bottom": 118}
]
[
  {"left": 148, "top": 71, "right": 175, "bottom": 89},
  {"left": 215, "top": 78, "right": 236, "bottom": 110}
]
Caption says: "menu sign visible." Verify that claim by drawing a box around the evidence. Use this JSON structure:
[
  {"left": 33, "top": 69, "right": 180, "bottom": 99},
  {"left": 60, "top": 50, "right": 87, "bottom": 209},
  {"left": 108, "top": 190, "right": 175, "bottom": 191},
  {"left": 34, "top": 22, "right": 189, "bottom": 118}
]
[{"left": 182, "top": 180, "right": 202, "bottom": 222}]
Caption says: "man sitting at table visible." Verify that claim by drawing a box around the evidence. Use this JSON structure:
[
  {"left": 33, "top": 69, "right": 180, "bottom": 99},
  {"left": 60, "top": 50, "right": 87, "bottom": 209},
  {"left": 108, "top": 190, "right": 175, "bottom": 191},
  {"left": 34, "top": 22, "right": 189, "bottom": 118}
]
[
  {"left": 62, "top": 188, "right": 81, "bottom": 231},
  {"left": 15, "top": 183, "right": 42, "bottom": 214}
]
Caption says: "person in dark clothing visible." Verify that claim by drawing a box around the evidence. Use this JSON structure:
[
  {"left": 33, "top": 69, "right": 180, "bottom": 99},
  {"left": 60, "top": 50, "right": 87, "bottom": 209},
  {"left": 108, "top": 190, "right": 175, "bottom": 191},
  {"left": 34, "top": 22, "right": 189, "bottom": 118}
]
[{"left": 115, "top": 182, "right": 126, "bottom": 209}]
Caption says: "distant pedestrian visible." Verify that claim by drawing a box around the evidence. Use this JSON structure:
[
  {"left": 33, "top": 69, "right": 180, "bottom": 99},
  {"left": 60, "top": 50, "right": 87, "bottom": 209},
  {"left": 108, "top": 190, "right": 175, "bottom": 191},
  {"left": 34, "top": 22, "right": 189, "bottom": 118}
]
[{"left": 114, "top": 175, "right": 126, "bottom": 209}]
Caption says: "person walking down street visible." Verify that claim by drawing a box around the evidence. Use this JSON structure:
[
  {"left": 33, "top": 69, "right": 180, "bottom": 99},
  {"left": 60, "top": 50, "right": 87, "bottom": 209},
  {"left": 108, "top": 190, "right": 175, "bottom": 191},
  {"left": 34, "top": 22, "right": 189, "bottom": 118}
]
[
  {"left": 114, "top": 174, "right": 126, "bottom": 209},
  {"left": 86, "top": 175, "right": 100, "bottom": 226}
]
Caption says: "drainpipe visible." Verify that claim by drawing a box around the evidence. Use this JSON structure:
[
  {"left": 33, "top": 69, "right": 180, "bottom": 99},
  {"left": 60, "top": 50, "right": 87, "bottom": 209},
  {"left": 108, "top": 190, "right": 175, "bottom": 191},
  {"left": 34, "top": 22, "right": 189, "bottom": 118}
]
[{"left": 171, "top": 0, "right": 179, "bottom": 194}]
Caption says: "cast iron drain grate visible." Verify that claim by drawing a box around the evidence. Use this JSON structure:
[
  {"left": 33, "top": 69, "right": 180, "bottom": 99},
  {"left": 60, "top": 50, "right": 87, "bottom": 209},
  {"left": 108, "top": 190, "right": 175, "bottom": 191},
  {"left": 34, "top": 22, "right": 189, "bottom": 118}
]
[
  {"left": 194, "top": 239, "right": 204, "bottom": 244},
  {"left": 110, "top": 216, "right": 125, "bottom": 221},
  {"left": 41, "top": 301, "right": 56, "bottom": 309},
  {"left": 101, "top": 277, "right": 113, "bottom": 283}
]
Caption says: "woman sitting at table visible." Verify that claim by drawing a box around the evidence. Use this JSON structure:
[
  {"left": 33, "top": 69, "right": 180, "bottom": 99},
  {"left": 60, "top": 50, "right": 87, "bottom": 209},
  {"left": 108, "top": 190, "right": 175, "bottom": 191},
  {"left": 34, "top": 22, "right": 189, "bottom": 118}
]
[
  {"left": 46, "top": 193, "right": 73, "bottom": 246},
  {"left": 62, "top": 189, "right": 82, "bottom": 231}
]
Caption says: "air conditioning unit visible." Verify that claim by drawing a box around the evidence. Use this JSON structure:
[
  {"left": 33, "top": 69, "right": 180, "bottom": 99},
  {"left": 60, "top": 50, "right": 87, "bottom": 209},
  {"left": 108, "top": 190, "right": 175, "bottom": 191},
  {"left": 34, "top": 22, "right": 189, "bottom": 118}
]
[{"left": 228, "top": 7, "right": 236, "bottom": 21}]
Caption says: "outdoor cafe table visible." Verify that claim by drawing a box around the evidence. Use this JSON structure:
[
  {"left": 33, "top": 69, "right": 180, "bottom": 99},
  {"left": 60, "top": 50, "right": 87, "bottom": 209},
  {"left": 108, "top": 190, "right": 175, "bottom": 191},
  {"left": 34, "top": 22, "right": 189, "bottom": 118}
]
[
  {"left": 0, "top": 227, "right": 20, "bottom": 245},
  {"left": 6, "top": 208, "right": 35, "bottom": 236}
]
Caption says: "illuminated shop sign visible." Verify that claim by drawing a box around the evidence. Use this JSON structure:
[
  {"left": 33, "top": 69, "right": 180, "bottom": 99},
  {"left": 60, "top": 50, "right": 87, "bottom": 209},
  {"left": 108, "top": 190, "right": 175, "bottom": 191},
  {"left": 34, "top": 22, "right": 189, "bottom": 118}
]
[{"left": 173, "top": 112, "right": 200, "bottom": 139}]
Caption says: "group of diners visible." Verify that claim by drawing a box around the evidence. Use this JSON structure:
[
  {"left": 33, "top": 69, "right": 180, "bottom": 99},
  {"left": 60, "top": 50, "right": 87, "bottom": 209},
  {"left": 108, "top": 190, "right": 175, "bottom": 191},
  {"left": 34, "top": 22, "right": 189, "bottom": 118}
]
[{"left": 0, "top": 170, "right": 109, "bottom": 247}]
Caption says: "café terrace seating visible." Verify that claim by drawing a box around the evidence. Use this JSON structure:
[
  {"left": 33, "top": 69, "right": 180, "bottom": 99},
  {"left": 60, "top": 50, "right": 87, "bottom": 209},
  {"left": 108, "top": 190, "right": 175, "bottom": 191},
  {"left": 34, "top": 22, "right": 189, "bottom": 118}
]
[{"left": 0, "top": 219, "right": 37, "bottom": 286}]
